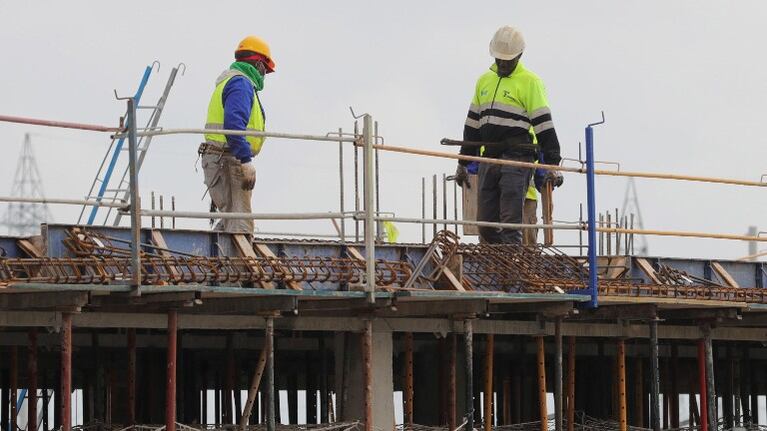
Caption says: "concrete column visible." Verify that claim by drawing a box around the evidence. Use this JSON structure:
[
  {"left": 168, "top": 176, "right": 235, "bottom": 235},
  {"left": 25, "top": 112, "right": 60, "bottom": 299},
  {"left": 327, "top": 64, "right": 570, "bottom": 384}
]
[{"left": 342, "top": 320, "right": 394, "bottom": 431}]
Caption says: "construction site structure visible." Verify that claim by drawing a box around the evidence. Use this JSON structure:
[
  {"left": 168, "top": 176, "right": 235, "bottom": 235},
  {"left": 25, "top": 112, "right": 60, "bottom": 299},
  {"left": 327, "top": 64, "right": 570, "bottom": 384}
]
[{"left": 0, "top": 74, "right": 767, "bottom": 431}]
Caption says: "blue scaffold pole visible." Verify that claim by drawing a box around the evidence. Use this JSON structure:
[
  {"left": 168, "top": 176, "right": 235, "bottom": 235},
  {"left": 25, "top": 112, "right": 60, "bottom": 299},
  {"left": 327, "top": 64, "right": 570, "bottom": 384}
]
[
  {"left": 585, "top": 111, "right": 605, "bottom": 308},
  {"left": 86, "top": 65, "right": 154, "bottom": 225}
]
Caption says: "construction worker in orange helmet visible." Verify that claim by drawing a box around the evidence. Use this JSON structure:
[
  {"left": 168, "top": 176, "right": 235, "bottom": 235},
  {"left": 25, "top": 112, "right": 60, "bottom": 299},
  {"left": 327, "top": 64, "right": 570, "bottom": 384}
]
[{"left": 200, "top": 36, "right": 276, "bottom": 234}]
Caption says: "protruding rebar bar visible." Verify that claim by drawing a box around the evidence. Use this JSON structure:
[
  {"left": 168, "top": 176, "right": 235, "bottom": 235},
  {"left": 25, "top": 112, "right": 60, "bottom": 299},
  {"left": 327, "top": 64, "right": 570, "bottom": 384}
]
[{"left": 617, "top": 339, "right": 627, "bottom": 431}]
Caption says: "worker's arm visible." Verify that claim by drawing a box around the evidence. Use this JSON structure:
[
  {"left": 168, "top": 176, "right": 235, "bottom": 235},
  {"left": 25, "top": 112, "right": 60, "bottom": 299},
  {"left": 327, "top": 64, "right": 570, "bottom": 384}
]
[
  {"left": 527, "top": 78, "right": 561, "bottom": 165},
  {"left": 459, "top": 83, "right": 482, "bottom": 166},
  {"left": 222, "top": 76, "right": 255, "bottom": 163}
]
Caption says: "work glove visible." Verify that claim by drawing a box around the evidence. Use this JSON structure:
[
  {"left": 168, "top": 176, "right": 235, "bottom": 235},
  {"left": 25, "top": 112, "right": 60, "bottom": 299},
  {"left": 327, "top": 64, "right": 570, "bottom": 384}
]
[
  {"left": 454, "top": 164, "right": 470, "bottom": 189},
  {"left": 241, "top": 162, "right": 256, "bottom": 191},
  {"left": 544, "top": 171, "right": 564, "bottom": 188}
]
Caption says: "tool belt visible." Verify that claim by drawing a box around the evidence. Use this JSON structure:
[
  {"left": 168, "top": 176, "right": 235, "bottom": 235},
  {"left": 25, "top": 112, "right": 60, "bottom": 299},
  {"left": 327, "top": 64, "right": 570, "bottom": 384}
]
[
  {"left": 198, "top": 142, "right": 230, "bottom": 156},
  {"left": 484, "top": 135, "right": 538, "bottom": 159}
]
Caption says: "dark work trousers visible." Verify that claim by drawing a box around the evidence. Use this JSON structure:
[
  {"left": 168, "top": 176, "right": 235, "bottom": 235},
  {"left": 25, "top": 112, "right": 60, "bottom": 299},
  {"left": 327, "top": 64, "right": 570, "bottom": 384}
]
[{"left": 477, "top": 155, "right": 534, "bottom": 244}]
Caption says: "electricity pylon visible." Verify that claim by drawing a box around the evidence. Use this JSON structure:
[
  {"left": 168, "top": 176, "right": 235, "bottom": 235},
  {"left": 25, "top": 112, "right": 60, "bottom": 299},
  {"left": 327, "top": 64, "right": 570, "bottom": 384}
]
[{"left": 2, "top": 133, "right": 53, "bottom": 235}]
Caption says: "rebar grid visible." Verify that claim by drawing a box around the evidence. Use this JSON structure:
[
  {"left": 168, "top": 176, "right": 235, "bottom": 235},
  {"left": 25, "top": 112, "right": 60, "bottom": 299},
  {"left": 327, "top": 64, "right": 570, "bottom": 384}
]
[
  {"left": 0, "top": 254, "right": 411, "bottom": 286},
  {"left": 458, "top": 242, "right": 588, "bottom": 293}
]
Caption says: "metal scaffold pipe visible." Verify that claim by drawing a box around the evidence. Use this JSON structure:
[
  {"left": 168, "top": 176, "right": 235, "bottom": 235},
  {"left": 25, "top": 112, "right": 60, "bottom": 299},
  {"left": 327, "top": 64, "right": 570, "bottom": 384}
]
[
  {"left": 138, "top": 210, "right": 351, "bottom": 220},
  {"left": 362, "top": 115, "right": 376, "bottom": 304},
  {"left": 120, "top": 127, "right": 359, "bottom": 143},
  {"left": 0, "top": 196, "right": 128, "bottom": 208},
  {"left": 0, "top": 114, "right": 122, "bottom": 132}
]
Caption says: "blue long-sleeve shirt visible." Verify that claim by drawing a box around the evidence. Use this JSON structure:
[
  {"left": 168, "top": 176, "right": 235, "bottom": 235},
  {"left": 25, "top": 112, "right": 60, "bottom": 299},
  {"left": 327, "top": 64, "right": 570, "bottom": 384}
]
[{"left": 222, "top": 76, "right": 255, "bottom": 163}]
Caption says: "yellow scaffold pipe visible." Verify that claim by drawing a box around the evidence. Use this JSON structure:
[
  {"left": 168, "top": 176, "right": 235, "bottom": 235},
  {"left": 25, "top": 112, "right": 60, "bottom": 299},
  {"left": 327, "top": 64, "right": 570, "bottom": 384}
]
[
  {"left": 369, "top": 144, "right": 767, "bottom": 188},
  {"left": 595, "top": 227, "right": 767, "bottom": 242}
]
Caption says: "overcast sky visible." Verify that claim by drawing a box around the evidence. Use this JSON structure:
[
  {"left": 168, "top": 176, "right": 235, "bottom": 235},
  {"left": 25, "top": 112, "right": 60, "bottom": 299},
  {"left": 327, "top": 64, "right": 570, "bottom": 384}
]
[{"left": 0, "top": 1, "right": 765, "bottom": 260}]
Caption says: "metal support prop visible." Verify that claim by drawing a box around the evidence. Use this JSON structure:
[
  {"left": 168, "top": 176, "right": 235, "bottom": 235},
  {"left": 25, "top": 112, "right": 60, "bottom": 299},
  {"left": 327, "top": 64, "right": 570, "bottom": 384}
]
[
  {"left": 464, "top": 320, "right": 475, "bottom": 431},
  {"left": 28, "top": 329, "right": 38, "bottom": 431},
  {"left": 649, "top": 320, "right": 660, "bottom": 431},
  {"left": 484, "top": 334, "right": 494, "bottom": 431},
  {"left": 10, "top": 346, "right": 17, "bottom": 431},
  {"left": 585, "top": 115, "right": 604, "bottom": 308},
  {"left": 363, "top": 320, "right": 373, "bottom": 431},
  {"left": 265, "top": 317, "right": 275, "bottom": 431},
  {"left": 362, "top": 115, "right": 376, "bottom": 304},
  {"left": 449, "top": 334, "right": 457, "bottom": 431},
  {"left": 166, "top": 310, "right": 178, "bottom": 431},
  {"left": 240, "top": 339, "right": 269, "bottom": 429},
  {"left": 566, "top": 337, "right": 575, "bottom": 431},
  {"left": 127, "top": 329, "right": 136, "bottom": 425},
  {"left": 61, "top": 313, "right": 72, "bottom": 431},
  {"left": 555, "top": 320, "right": 563, "bottom": 431},
  {"left": 404, "top": 332, "right": 414, "bottom": 426},
  {"left": 536, "top": 336, "right": 547, "bottom": 431},
  {"left": 339, "top": 128, "right": 346, "bottom": 243},
  {"left": 617, "top": 339, "right": 627, "bottom": 431},
  {"left": 698, "top": 340, "right": 708, "bottom": 431},
  {"left": 703, "top": 326, "right": 716, "bottom": 429},
  {"left": 127, "top": 97, "right": 142, "bottom": 296}
]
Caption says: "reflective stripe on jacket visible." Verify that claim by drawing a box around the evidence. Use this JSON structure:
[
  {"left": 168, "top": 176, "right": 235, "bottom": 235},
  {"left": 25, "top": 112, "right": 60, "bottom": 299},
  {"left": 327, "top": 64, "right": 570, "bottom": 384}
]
[
  {"left": 205, "top": 70, "right": 266, "bottom": 157},
  {"left": 460, "top": 62, "right": 560, "bottom": 166}
]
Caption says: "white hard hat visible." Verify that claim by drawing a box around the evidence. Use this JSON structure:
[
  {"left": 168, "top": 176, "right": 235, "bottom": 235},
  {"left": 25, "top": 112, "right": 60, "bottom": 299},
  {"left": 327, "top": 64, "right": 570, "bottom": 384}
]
[{"left": 489, "top": 26, "right": 525, "bottom": 60}]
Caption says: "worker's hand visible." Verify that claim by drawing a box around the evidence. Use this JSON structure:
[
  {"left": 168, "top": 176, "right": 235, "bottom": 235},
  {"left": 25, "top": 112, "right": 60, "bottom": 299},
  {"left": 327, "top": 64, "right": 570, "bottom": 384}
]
[
  {"left": 454, "top": 164, "right": 470, "bottom": 189},
  {"left": 544, "top": 171, "right": 564, "bottom": 188},
  {"left": 241, "top": 162, "right": 256, "bottom": 191}
]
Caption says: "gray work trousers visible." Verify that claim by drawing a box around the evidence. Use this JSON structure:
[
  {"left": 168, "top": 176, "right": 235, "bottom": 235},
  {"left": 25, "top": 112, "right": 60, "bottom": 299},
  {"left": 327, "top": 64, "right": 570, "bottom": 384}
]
[
  {"left": 477, "top": 156, "right": 533, "bottom": 244},
  {"left": 202, "top": 152, "right": 254, "bottom": 234}
]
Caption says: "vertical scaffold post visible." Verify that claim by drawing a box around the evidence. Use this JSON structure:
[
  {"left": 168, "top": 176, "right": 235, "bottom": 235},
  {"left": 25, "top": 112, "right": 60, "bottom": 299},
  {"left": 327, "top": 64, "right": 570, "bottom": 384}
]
[
  {"left": 61, "top": 313, "right": 72, "bottom": 431},
  {"left": 698, "top": 339, "right": 708, "bottom": 431},
  {"left": 362, "top": 114, "right": 376, "bottom": 304},
  {"left": 28, "top": 329, "right": 38, "bottom": 431},
  {"left": 566, "top": 337, "right": 576, "bottom": 431},
  {"left": 127, "top": 329, "right": 137, "bottom": 425},
  {"left": 266, "top": 317, "right": 276, "bottom": 431},
  {"left": 617, "top": 339, "right": 627, "bottom": 431},
  {"left": 404, "top": 332, "right": 415, "bottom": 427},
  {"left": 166, "top": 311, "right": 178, "bottom": 431},
  {"left": 585, "top": 112, "right": 604, "bottom": 308},
  {"left": 703, "top": 325, "right": 716, "bottom": 430},
  {"left": 649, "top": 320, "right": 660, "bottom": 431},
  {"left": 484, "top": 334, "right": 494, "bottom": 431},
  {"left": 449, "top": 334, "right": 457, "bottom": 431},
  {"left": 464, "top": 320, "right": 475, "bottom": 431},
  {"left": 363, "top": 320, "right": 373, "bottom": 431},
  {"left": 127, "top": 97, "right": 142, "bottom": 296},
  {"left": 338, "top": 128, "right": 346, "bottom": 243},
  {"left": 536, "top": 336, "right": 548, "bottom": 431},
  {"left": 555, "top": 319, "right": 563, "bottom": 431}
]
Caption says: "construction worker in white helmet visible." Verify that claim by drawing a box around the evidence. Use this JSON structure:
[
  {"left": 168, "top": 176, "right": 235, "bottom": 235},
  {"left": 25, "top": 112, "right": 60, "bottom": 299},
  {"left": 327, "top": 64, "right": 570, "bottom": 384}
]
[
  {"left": 200, "top": 36, "right": 275, "bottom": 234},
  {"left": 454, "top": 26, "right": 563, "bottom": 244}
]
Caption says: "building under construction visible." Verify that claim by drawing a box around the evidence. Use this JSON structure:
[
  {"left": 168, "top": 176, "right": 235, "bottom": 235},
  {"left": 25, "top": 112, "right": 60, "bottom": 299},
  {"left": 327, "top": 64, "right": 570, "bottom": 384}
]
[{"left": 1, "top": 63, "right": 766, "bottom": 431}]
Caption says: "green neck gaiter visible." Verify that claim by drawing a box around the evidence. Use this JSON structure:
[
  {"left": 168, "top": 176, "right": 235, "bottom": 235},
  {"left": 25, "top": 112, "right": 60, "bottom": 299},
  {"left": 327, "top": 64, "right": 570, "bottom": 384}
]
[{"left": 230, "top": 61, "right": 264, "bottom": 91}]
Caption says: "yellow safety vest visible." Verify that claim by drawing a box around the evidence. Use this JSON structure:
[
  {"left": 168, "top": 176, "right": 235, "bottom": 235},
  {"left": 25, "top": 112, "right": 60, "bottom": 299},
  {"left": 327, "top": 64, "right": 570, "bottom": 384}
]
[{"left": 204, "top": 70, "right": 265, "bottom": 155}]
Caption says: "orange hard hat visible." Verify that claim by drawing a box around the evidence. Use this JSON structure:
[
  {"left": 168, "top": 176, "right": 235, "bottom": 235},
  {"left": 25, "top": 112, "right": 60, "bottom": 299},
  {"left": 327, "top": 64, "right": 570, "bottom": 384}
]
[{"left": 235, "top": 35, "right": 276, "bottom": 73}]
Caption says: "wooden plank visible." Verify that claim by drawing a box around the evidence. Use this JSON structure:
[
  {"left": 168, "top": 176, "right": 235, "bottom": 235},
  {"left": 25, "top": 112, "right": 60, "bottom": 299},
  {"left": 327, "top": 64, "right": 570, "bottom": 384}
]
[
  {"left": 606, "top": 256, "right": 629, "bottom": 280},
  {"left": 149, "top": 230, "right": 181, "bottom": 278},
  {"left": 436, "top": 267, "right": 466, "bottom": 291},
  {"left": 232, "top": 235, "right": 274, "bottom": 290},
  {"left": 711, "top": 262, "right": 740, "bottom": 288},
  {"left": 16, "top": 238, "right": 44, "bottom": 258},
  {"left": 461, "top": 174, "right": 479, "bottom": 236},
  {"left": 541, "top": 182, "right": 554, "bottom": 246},
  {"left": 252, "top": 242, "right": 302, "bottom": 290},
  {"left": 635, "top": 258, "right": 661, "bottom": 284}
]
